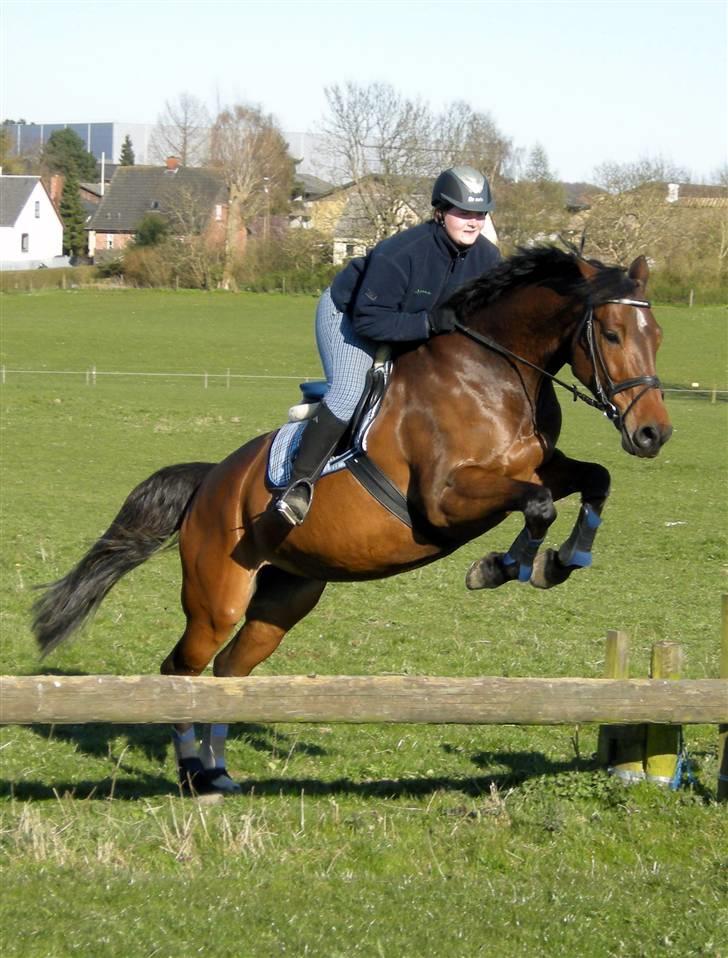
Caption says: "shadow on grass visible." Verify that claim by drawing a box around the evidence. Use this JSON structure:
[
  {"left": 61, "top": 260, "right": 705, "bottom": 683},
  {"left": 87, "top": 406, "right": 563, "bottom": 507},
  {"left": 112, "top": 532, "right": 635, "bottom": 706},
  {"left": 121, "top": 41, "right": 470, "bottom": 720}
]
[
  {"left": 2, "top": 718, "right": 598, "bottom": 802},
  {"left": 3, "top": 722, "right": 713, "bottom": 803}
]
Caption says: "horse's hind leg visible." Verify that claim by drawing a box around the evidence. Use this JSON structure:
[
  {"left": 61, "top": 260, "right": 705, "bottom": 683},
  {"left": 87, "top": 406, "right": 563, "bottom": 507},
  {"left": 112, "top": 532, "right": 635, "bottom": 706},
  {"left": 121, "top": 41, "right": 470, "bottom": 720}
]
[
  {"left": 213, "top": 565, "right": 326, "bottom": 678},
  {"left": 192, "top": 566, "right": 326, "bottom": 788},
  {"left": 160, "top": 546, "right": 256, "bottom": 796}
]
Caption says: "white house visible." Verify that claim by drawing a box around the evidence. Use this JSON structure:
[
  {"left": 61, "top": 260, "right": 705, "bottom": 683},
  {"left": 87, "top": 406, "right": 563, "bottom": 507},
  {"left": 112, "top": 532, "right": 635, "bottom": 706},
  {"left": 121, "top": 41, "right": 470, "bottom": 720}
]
[{"left": 0, "top": 175, "right": 64, "bottom": 270}]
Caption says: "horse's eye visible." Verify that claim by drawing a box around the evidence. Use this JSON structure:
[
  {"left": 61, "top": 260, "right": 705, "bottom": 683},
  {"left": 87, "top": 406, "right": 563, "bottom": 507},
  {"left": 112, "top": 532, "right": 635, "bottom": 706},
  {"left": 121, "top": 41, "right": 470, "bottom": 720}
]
[{"left": 602, "top": 329, "right": 620, "bottom": 345}]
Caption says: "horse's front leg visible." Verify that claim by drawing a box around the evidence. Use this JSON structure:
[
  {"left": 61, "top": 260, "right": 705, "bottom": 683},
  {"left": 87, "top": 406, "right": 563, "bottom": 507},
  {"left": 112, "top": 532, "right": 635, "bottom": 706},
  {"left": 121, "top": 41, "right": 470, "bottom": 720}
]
[
  {"left": 433, "top": 466, "right": 557, "bottom": 590},
  {"left": 529, "top": 450, "right": 611, "bottom": 589}
]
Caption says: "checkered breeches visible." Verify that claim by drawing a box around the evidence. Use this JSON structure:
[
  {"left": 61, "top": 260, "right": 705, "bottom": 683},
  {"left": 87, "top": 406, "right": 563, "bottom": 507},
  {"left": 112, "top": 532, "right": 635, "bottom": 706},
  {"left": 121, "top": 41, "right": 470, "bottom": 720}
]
[{"left": 315, "top": 287, "right": 377, "bottom": 420}]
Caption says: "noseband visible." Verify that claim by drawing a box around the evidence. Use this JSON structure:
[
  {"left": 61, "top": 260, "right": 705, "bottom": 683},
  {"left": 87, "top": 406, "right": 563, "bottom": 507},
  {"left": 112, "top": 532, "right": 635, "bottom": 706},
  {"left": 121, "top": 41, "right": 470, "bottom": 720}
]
[{"left": 452, "top": 297, "right": 663, "bottom": 432}]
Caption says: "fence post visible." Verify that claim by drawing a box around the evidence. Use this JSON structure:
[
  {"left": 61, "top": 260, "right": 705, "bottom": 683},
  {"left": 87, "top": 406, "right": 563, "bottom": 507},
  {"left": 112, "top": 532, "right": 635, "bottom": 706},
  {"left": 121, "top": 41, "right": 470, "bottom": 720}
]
[
  {"left": 644, "top": 641, "right": 683, "bottom": 785},
  {"left": 598, "top": 629, "right": 645, "bottom": 782},
  {"left": 718, "top": 594, "right": 728, "bottom": 802}
]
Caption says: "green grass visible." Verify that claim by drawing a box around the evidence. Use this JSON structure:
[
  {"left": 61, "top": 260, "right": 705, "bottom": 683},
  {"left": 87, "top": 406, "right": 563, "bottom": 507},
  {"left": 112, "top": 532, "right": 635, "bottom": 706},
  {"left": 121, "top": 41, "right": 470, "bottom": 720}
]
[{"left": 0, "top": 290, "right": 727, "bottom": 957}]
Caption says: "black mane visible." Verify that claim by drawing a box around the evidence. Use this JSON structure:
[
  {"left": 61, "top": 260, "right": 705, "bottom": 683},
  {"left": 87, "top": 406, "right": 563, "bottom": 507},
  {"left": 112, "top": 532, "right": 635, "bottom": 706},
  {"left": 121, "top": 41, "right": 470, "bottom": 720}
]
[{"left": 448, "top": 245, "right": 638, "bottom": 317}]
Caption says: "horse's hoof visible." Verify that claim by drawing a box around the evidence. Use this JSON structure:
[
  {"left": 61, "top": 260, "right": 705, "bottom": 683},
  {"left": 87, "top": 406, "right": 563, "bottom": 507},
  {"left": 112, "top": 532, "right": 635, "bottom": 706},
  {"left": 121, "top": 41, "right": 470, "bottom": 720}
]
[
  {"left": 466, "top": 553, "right": 516, "bottom": 590},
  {"left": 205, "top": 769, "right": 242, "bottom": 795},
  {"left": 179, "top": 760, "right": 241, "bottom": 797},
  {"left": 530, "top": 549, "right": 573, "bottom": 590}
]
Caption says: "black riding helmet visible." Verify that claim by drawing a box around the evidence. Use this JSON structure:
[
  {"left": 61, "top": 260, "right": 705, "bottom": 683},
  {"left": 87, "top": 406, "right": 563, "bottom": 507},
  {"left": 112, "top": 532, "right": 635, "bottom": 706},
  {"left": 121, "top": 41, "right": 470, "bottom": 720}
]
[{"left": 431, "top": 166, "right": 494, "bottom": 213}]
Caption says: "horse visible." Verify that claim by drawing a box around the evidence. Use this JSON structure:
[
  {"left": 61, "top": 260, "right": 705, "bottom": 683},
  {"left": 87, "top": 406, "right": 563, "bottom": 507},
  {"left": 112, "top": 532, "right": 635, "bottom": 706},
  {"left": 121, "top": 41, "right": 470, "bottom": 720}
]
[{"left": 32, "top": 245, "right": 672, "bottom": 795}]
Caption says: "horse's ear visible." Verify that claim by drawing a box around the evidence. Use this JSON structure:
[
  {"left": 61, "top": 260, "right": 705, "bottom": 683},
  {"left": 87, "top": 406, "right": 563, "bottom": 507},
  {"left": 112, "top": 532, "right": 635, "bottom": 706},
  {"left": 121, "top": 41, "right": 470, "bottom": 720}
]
[
  {"left": 575, "top": 256, "right": 599, "bottom": 279},
  {"left": 628, "top": 255, "right": 649, "bottom": 288}
]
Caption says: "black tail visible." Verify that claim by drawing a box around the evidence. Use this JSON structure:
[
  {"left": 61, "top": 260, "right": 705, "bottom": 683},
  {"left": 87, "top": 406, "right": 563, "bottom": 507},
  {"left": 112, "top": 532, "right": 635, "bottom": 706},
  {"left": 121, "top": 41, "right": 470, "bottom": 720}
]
[{"left": 32, "top": 461, "right": 215, "bottom": 657}]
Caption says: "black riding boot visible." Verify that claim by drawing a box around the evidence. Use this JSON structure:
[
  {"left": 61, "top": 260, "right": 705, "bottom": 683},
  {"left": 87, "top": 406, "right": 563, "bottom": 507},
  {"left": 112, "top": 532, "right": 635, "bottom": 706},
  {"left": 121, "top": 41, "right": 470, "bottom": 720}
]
[{"left": 276, "top": 404, "right": 349, "bottom": 526}]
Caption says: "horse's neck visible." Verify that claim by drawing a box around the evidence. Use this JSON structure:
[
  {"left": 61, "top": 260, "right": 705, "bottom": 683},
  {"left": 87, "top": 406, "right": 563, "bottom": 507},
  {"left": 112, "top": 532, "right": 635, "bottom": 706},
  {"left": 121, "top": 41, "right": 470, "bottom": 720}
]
[{"left": 468, "top": 291, "right": 579, "bottom": 368}]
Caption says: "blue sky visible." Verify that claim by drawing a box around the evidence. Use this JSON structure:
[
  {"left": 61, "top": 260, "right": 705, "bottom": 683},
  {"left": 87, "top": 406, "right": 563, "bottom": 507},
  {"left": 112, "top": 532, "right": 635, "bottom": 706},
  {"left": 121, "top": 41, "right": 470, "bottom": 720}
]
[{"left": 2, "top": 0, "right": 725, "bottom": 183}]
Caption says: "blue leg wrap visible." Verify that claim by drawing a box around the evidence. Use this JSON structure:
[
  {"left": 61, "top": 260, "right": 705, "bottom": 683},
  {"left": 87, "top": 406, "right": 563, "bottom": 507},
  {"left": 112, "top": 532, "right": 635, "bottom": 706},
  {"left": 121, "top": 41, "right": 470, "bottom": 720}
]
[
  {"left": 503, "top": 526, "right": 545, "bottom": 582},
  {"left": 558, "top": 503, "right": 602, "bottom": 568}
]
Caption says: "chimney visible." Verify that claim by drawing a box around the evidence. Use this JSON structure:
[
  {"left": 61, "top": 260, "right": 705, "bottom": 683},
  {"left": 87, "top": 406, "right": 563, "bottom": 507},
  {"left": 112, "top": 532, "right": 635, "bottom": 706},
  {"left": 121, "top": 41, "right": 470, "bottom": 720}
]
[{"left": 165, "top": 156, "right": 180, "bottom": 173}]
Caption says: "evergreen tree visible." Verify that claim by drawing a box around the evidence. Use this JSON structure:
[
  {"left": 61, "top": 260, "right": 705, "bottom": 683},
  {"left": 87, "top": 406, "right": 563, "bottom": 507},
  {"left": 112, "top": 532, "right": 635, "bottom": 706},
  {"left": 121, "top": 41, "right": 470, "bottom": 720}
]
[
  {"left": 119, "top": 134, "right": 135, "bottom": 166},
  {"left": 42, "top": 129, "right": 97, "bottom": 180},
  {"left": 60, "top": 174, "right": 87, "bottom": 258}
]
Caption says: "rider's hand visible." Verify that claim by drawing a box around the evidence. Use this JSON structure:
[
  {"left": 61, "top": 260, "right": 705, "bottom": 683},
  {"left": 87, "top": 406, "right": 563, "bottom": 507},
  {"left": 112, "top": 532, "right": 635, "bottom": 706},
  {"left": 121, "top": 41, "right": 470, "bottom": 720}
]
[{"left": 428, "top": 307, "right": 457, "bottom": 335}]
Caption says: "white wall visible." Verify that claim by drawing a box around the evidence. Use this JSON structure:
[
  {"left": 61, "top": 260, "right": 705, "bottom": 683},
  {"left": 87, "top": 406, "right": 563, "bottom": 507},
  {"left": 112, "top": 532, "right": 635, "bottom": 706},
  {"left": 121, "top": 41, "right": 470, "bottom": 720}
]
[{"left": 0, "top": 180, "right": 63, "bottom": 268}]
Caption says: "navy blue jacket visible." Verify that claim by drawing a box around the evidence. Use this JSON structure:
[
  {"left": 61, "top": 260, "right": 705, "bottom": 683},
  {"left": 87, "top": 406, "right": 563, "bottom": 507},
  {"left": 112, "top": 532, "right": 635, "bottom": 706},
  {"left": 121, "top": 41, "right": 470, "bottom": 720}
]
[{"left": 330, "top": 220, "right": 501, "bottom": 343}]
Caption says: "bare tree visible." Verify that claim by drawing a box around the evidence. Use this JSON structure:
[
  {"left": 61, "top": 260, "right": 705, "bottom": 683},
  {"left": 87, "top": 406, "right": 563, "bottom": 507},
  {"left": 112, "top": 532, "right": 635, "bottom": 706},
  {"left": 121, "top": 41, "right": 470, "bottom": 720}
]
[
  {"left": 496, "top": 144, "right": 568, "bottom": 252},
  {"left": 431, "top": 100, "right": 513, "bottom": 186},
  {"left": 209, "top": 102, "right": 296, "bottom": 289},
  {"left": 593, "top": 157, "right": 690, "bottom": 194},
  {"left": 319, "top": 82, "right": 435, "bottom": 243},
  {"left": 150, "top": 93, "right": 211, "bottom": 167},
  {"left": 318, "top": 83, "right": 516, "bottom": 245}
]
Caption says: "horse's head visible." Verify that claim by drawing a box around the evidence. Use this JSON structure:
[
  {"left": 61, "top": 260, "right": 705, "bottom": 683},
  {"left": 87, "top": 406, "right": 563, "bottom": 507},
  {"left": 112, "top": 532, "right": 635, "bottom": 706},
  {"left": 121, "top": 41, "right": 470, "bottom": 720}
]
[{"left": 571, "top": 255, "right": 672, "bottom": 458}]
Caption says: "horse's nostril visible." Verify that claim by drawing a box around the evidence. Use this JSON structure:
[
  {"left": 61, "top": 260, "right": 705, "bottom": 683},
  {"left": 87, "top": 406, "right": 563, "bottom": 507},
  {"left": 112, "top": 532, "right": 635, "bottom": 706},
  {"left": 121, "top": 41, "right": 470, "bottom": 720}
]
[{"left": 635, "top": 425, "right": 659, "bottom": 449}]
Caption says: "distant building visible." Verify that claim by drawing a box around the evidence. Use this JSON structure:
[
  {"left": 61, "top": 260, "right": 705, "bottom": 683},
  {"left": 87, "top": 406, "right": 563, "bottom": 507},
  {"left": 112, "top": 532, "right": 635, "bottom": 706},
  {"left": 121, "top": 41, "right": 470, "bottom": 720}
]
[
  {"left": 86, "top": 157, "right": 230, "bottom": 260},
  {"left": 4, "top": 122, "right": 155, "bottom": 165},
  {"left": 665, "top": 182, "right": 728, "bottom": 208},
  {"left": 4, "top": 121, "right": 331, "bottom": 176},
  {"left": 0, "top": 174, "right": 64, "bottom": 270}
]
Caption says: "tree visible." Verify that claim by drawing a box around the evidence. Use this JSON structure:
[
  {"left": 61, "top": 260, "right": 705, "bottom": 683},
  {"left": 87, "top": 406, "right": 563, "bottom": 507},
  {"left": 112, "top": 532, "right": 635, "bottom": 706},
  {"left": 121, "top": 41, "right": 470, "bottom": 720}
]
[
  {"left": 209, "top": 102, "right": 296, "bottom": 288},
  {"left": 134, "top": 213, "right": 168, "bottom": 246},
  {"left": 319, "top": 83, "right": 516, "bottom": 245},
  {"left": 431, "top": 100, "right": 514, "bottom": 186},
  {"left": 496, "top": 144, "right": 567, "bottom": 252},
  {"left": 41, "top": 129, "right": 97, "bottom": 180},
  {"left": 0, "top": 126, "right": 27, "bottom": 174},
  {"left": 59, "top": 173, "right": 87, "bottom": 257},
  {"left": 593, "top": 157, "right": 690, "bottom": 194},
  {"left": 150, "top": 93, "right": 210, "bottom": 167},
  {"left": 119, "top": 135, "right": 135, "bottom": 166},
  {"left": 320, "top": 81, "right": 434, "bottom": 243},
  {"left": 584, "top": 159, "right": 689, "bottom": 265}
]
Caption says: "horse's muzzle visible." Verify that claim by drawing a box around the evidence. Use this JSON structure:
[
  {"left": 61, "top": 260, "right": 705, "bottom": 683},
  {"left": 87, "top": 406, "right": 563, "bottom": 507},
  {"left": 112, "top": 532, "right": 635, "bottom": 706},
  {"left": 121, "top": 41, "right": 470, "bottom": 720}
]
[{"left": 624, "top": 422, "right": 673, "bottom": 458}]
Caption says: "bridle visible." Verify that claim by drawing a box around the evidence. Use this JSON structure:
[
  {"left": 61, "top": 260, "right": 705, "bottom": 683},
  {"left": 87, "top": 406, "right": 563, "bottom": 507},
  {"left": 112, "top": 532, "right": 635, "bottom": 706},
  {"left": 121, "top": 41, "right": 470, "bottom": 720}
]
[{"left": 452, "top": 297, "right": 662, "bottom": 433}]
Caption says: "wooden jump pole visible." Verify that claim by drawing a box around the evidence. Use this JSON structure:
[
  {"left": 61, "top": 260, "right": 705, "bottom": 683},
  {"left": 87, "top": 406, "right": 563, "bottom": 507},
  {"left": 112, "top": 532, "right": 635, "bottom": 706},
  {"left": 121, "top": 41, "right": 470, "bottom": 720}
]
[
  {"left": 644, "top": 642, "right": 683, "bottom": 785},
  {"left": 597, "top": 630, "right": 646, "bottom": 782},
  {"left": 0, "top": 674, "right": 725, "bottom": 727},
  {"left": 719, "top": 594, "right": 728, "bottom": 802}
]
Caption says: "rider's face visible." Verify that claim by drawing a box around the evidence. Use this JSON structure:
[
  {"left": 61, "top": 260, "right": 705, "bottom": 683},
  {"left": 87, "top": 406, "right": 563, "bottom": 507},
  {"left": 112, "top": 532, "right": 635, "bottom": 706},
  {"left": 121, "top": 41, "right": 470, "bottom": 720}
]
[{"left": 442, "top": 206, "right": 486, "bottom": 247}]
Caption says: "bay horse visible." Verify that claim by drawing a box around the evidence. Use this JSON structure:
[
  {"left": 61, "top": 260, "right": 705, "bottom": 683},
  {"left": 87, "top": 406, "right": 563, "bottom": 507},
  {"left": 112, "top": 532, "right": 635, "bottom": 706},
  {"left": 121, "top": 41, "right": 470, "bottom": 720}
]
[{"left": 32, "top": 246, "right": 672, "bottom": 794}]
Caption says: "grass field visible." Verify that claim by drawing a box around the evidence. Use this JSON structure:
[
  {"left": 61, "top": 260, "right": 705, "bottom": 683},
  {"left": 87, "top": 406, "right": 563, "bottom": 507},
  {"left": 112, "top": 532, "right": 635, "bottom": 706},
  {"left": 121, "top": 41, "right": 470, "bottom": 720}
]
[{"left": 1, "top": 289, "right": 727, "bottom": 957}]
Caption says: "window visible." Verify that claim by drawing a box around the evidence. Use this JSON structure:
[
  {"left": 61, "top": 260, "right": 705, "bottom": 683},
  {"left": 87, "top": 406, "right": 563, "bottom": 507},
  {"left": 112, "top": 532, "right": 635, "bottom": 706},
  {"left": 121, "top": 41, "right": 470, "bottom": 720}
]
[
  {"left": 345, "top": 243, "right": 355, "bottom": 257},
  {"left": 34, "top": 201, "right": 40, "bottom": 218},
  {"left": 21, "top": 233, "right": 29, "bottom": 253},
  {"left": 106, "top": 235, "right": 114, "bottom": 249}
]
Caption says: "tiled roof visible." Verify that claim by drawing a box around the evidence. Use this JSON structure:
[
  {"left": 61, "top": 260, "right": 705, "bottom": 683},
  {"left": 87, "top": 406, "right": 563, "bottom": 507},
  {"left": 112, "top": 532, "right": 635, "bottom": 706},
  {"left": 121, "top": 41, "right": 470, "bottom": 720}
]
[
  {"left": 0, "top": 176, "right": 39, "bottom": 226},
  {"left": 87, "top": 166, "right": 227, "bottom": 232},
  {"left": 560, "top": 182, "right": 606, "bottom": 209},
  {"left": 295, "top": 173, "right": 334, "bottom": 198}
]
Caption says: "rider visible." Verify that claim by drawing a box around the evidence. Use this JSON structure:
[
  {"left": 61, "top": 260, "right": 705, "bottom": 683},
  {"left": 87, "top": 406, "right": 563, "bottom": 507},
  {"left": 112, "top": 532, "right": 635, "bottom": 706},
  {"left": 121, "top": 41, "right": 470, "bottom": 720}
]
[{"left": 275, "top": 165, "right": 502, "bottom": 526}]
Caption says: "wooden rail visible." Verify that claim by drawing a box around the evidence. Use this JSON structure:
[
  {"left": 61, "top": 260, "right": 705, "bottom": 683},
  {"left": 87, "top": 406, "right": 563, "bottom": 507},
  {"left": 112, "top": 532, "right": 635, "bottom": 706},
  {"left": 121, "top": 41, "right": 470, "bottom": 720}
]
[{"left": 1, "top": 674, "right": 725, "bottom": 726}]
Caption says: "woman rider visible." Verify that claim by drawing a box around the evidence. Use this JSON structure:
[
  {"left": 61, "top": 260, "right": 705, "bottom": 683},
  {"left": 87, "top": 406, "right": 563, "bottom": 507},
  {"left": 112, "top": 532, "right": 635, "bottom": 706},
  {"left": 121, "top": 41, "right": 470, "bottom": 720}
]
[{"left": 276, "top": 165, "right": 502, "bottom": 526}]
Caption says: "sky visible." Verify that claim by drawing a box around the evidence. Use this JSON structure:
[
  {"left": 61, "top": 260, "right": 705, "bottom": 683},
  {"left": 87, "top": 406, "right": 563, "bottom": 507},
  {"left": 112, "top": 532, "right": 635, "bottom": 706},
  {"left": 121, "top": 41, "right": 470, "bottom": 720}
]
[{"left": 1, "top": 0, "right": 726, "bottom": 184}]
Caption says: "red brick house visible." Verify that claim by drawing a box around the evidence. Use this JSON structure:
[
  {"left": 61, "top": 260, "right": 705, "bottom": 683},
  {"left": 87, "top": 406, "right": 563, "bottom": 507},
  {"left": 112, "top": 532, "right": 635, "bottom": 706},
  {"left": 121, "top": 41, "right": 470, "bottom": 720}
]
[{"left": 86, "top": 158, "right": 232, "bottom": 261}]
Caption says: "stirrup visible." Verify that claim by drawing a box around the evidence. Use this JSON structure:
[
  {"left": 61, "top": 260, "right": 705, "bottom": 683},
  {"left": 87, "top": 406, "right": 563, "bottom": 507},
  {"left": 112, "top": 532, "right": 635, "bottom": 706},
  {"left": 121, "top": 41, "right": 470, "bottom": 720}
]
[{"left": 275, "top": 479, "right": 314, "bottom": 526}]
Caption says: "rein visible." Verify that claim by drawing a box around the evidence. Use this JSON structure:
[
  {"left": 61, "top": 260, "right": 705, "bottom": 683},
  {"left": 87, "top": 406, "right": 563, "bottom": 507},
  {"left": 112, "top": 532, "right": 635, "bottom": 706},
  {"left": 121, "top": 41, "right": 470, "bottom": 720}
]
[{"left": 453, "top": 297, "right": 661, "bottom": 430}]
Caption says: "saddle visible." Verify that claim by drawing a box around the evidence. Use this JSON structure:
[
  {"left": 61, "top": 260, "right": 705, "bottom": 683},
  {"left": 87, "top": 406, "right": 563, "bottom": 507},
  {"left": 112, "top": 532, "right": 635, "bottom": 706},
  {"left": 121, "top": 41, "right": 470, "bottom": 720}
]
[
  {"left": 266, "top": 347, "right": 454, "bottom": 539},
  {"left": 267, "top": 347, "right": 391, "bottom": 489}
]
